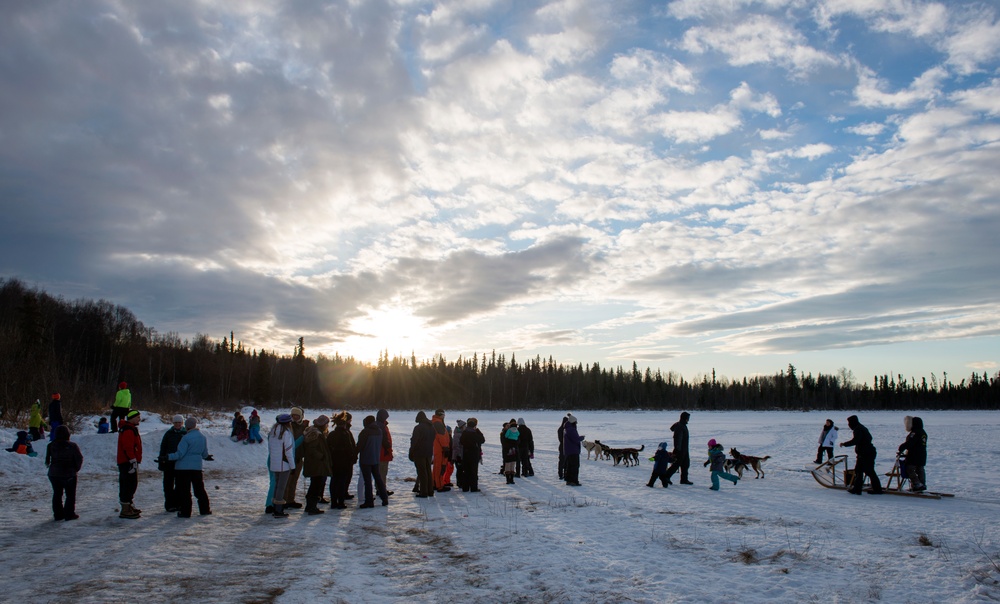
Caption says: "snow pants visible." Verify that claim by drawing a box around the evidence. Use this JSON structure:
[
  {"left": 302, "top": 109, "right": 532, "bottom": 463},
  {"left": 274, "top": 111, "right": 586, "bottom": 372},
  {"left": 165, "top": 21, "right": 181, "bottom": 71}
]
[
  {"left": 175, "top": 470, "right": 210, "bottom": 516},
  {"left": 50, "top": 475, "right": 77, "bottom": 519},
  {"left": 118, "top": 462, "right": 138, "bottom": 505},
  {"left": 710, "top": 470, "right": 739, "bottom": 490}
]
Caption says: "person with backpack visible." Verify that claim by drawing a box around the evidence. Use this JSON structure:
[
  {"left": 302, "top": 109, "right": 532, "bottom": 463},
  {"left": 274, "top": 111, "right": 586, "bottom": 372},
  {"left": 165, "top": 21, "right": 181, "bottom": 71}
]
[{"left": 45, "top": 425, "right": 83, "bottom": 521}]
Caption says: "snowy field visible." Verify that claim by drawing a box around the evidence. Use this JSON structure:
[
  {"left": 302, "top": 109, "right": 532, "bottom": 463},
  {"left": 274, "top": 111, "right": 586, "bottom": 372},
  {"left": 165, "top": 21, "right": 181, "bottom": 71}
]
[{"left": 2, "top": 409, "right": 999, "bottom": 603}]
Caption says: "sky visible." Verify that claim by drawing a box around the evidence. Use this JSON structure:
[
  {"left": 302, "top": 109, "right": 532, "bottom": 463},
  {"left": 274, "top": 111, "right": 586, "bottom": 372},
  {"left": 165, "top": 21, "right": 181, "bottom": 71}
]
[{"left": 2, "top": 0, "right": 999, "bottom": 386}]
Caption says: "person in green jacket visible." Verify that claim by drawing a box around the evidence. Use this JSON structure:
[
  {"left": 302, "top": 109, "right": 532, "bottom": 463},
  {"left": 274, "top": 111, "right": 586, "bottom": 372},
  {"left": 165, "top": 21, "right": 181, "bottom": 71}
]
[
  {"left": 110, "top": 382, "right": 131, "bottom": 433},
  {"left": 29, "top": 399, "right": 48, "bottom": 441}
]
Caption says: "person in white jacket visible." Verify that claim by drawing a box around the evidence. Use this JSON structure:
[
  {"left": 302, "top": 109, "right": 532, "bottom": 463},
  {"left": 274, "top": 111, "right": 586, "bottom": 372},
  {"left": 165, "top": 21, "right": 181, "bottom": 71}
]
[
  {"left": 815, "top": 419, "right": 838, "bottom": 464},
  {"left": 268, "top": 414, "right": 296, "bottom": 518}
]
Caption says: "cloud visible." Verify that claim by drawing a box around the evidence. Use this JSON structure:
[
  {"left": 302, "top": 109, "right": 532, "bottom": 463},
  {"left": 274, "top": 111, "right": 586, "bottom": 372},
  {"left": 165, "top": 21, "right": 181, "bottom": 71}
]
[
  {"left": 853, "top": 64, "right": 947, "bottom": 108},
  {"left": 681, "top": 14, "right": 840, "bottom": 75}
]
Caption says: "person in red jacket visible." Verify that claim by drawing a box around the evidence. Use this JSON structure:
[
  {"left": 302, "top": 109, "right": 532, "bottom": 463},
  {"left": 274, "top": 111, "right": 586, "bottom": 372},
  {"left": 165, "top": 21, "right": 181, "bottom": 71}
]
[
  {"left": 117, "top": 410, "right": 143, "bottom": 518},
  {"left": 431, "top": 409, "right": 452, "bottom": 492}
]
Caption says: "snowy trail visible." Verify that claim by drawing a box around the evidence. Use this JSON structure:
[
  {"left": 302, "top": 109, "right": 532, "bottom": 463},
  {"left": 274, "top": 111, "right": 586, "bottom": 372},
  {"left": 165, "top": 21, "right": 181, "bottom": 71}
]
[{"left": 3, "top": 410, "right": 999, "bottom": 603}]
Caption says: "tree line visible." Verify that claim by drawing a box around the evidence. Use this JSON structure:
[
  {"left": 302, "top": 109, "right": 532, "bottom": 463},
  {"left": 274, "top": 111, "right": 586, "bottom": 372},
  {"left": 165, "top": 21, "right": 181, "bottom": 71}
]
[{"left": 1, "top": 277, "right": 997, "bottom": 423}]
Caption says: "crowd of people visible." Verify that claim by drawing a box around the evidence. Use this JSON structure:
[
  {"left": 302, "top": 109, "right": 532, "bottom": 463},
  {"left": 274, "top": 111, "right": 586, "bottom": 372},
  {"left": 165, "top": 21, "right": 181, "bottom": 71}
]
[{"left": 5, "top": 390, "right": 932, "bottom": 521}]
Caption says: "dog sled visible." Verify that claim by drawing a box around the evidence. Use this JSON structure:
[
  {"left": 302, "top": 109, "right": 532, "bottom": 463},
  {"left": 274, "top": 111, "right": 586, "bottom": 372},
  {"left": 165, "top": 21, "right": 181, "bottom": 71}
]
[{"left": 810, "top": 455, "right": 953, "bottom": 500}]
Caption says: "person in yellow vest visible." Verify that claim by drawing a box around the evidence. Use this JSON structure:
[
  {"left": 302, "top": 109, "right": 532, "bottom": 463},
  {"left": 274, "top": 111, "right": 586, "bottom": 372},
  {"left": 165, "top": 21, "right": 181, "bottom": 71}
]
[{"left": 110, "top": 382, "right": 131, "bottom": 434}]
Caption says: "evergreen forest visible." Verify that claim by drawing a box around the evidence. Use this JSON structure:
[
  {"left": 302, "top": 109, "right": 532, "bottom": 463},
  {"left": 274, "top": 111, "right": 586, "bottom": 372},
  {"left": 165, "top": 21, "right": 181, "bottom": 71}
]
[{"left": 2, "top": 278, "right": 997, "bottom": 422}]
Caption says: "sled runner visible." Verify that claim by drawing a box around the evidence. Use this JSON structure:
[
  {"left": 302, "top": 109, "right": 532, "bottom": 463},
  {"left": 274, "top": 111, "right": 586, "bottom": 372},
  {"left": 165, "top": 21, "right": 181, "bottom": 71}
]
[{"left": 811, "top": 455, "right": 953, "bottom": 499}]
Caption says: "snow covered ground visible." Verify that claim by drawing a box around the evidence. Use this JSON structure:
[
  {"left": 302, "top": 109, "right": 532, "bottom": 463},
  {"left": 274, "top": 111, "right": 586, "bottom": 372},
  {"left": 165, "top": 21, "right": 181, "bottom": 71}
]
[{"left": 2, "top": 409, "right": 999, "bottom": 603}]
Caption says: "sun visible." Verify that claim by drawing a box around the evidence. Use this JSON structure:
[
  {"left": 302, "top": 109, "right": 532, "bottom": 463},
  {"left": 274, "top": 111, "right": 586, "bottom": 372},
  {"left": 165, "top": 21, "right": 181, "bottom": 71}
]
[{"left": 342, "top": 306, "right": 430, "bottom": 364}]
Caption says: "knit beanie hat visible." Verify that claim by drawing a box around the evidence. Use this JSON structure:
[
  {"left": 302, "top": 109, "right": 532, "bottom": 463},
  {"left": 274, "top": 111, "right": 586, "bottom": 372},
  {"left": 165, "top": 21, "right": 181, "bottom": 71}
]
[
  {"left": 126, "top": 410, "right": 141, "bottom": 420},
  {"left": 185, "top": 417, "right": 198, "bottom": 430},
  {"left": 172, "top": 414, "right": 184, "bottom": 424},
  {"left": 314, "top": 414, "right": 330, "bottom": 428},
  {"left": 566, "top": 413, "right": 578, "bottom": 424},
  {"left": 707, "top": 438, "right": 718, "bottom": 448},
  {"left": 276, "top": 413, "right": 293, "bottom": 424},
  {"left": 119, "top": 382, "right": 128, "bottom": 389}
]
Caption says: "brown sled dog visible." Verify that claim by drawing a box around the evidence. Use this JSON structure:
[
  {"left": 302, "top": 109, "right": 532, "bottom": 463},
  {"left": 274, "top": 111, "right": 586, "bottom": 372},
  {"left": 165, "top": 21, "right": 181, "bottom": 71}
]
[{"left": 729, "top": 448, "right": 770, "bottom": 479}]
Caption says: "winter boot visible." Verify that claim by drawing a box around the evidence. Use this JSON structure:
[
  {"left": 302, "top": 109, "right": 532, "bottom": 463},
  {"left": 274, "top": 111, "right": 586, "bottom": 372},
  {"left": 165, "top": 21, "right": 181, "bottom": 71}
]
[
  {"left": 506, "top": 474, "right": 515, "bottom": 485},
  {"left": 272, "top": 504, "right": 289, "bottom": 518},
  {"left": 119, "top": 503, "right": 141, "bottom": 519}
]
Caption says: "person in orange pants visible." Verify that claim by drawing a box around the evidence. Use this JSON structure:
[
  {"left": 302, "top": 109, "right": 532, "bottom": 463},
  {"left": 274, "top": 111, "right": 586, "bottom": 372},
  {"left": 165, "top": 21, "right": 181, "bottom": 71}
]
[{"left": 431, "top": 409, "right": 452, "bottom": 492}]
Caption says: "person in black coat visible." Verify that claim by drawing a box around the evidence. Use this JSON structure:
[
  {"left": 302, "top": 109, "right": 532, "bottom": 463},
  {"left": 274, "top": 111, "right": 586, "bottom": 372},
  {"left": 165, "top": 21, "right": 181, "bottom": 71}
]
[
  {"left": 460, "top": 418, "right": 486, "bottom": 492},
  {"left": 664, "top": 412, "right": 692, "bottom": 485},
  {"left": 840, "top": 415, "right": 883, "bottom": 495},
  {"left": 327, "top": 412, "right": 358, "bottom": 509},
  {"left": 557, "top": 416, "right": 568, "bottom": 480},
  {"left": 157, "top": 415, "right": 186, "bottom": 512},
  {"left": 45, "top": 425, "right": 83, "bottom": 521},
  {"left": 898, "top": 416, "right": 927, "bottom": 492},
  {"left": 409, "top": 411, "right": 436, "bottom": 498},
  {"left": 516, "top": 418, "right": 534, "bottom": 477}
]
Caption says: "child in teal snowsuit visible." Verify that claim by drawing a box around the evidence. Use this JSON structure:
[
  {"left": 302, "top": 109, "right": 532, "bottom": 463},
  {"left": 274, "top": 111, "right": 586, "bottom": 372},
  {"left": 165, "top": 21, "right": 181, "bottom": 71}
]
[{"left": 704, "top": 439, "right": 738, "bottom": 491}]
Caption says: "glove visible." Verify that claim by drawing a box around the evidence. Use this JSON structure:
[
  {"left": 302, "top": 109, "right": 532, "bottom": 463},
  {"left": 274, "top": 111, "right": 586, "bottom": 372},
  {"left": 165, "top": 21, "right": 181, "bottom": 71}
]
[
  {"left": 529, "top": 453, "right": 534, "bottom": 459},
  {"left": 154, "top": 456, "right": 164, "bottom": 465},
  {"left": 205, "top": 455, "right": 214, "bottom": 461},
  {"left": 128, "top": 460, "right": 138, "bottom": 474}
]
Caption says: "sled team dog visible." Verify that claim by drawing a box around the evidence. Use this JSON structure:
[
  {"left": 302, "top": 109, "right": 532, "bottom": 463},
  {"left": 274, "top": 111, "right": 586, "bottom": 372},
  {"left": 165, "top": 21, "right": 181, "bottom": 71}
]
[
  {"left": 597, "top": 442, "right": 645, "bottom": 467},
  {"left": 729, "top": 448, "right": 771, "bottom": 479},
  {"left": 582, "top": 440, "right": 604, "bottom": 460}
]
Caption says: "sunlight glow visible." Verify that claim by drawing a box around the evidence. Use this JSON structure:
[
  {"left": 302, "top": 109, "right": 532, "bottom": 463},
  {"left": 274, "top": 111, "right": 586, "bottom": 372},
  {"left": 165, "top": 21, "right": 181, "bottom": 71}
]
[{"left": 341, "top": 306, "right": 431, "bottom": 364}]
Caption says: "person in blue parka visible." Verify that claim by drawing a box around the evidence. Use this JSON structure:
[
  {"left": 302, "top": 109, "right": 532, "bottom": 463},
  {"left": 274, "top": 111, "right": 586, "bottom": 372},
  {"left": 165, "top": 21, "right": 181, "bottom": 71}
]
[{"left": 167, "top": 417, "right": 212, "bottom": 517}]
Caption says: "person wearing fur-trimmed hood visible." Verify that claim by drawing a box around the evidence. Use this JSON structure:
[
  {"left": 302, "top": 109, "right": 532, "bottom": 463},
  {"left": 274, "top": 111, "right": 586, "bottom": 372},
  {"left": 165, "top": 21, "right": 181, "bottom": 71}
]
[
  {"left": 302, "top": 414, "right": 333, "bottom": 514},
  {"left": 327, "top": 412, "right": 357, "bottom": 509},
  {"left": 815, "top": 419, "right": 838, "bottom": 464}
]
